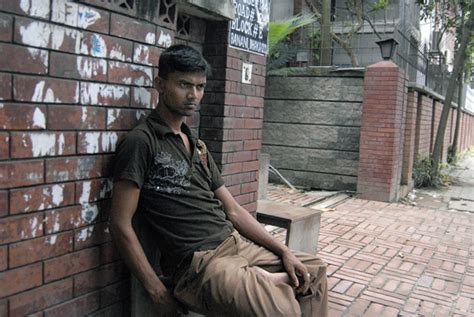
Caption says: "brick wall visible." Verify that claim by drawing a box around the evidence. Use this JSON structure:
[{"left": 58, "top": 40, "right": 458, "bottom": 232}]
[
  {"left": 415, "top": 94, "right": 433, "bottom": 158},
  {"left": 200, "top": 21, "right": 265, "bottom": 215},
  {"left": 0, "top": 1, "right": 264, "bottom": 316}
]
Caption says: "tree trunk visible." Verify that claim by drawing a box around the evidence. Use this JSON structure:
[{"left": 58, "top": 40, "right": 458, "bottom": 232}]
[
  {"left": 431, "top": 4, "right": 473, "bottom": 177},
  {"left": 451, "top": 72, "right": 464, "bottom": 159}
]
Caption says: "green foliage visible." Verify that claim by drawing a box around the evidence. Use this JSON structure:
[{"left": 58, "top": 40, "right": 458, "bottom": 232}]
[
  {"left": 267, "top": 14, "right": 316, "bottom": 71},
  {"left": 413, "top": 155, "right": 451, "bottom": 188},
  {"left": 371, "top": 0, "right": 389, "bottom": 11}
]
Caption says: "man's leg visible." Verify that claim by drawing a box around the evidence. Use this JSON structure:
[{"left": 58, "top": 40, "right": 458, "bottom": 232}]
[{"left": 237, "top": 236, "right": 328, "bottom": 317}]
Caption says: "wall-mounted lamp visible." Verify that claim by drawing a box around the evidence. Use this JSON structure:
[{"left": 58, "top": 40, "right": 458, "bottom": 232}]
[{"left": 376, "top": 38, "right": 399, "bottom": 60}]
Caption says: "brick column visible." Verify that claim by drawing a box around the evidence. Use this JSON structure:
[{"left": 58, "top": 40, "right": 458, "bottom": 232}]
[
  {"left": 201, "top": 21, "right": 265, "bottom": 215},
  {"left": 357, "top": 61, "right": 406, "bottom": 202},
  {"left": 401, "top": 90, "right": 417, "bottom": 187}
]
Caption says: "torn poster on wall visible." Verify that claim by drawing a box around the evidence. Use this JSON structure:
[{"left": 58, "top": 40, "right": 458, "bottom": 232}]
[{"left": 229, "top": 0, "right": 270, "bottom": 55}]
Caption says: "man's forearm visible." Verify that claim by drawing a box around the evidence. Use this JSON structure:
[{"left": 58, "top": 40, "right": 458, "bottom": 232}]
[{"left": 110, "top": 222, "right": 166, "bottom": 296}]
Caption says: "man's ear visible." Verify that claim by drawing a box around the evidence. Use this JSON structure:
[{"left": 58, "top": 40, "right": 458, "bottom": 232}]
[{"left": 154, "top": 77, "right": 163, "bottom": 93}]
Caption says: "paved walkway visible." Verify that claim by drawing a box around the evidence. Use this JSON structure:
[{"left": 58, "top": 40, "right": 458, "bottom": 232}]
[{"left": 266, "top": 153, "right": 474, "bottom": 317}]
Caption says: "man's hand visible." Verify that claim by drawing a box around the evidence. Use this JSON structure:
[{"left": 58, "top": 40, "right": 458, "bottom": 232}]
[
  {"left": 281, "top": 250, "right": 310, "bottom": 295},
  {"left": 149, "top": 286, "right": 181, "bottom": 316}
]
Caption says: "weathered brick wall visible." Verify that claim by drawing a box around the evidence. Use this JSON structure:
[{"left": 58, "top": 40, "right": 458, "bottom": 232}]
[
  {"left": 415, "top": 94, "right": 433, "bottom": 158},
  {"left": 0, "top": 1, "right": 218, "bottom": 316},
  {"left": 1, "top": 1, "right": 266, "bottom": 315}
]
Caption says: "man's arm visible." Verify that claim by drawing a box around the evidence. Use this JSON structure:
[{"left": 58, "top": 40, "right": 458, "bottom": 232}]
[
  {"left": 109, "top": 180, "right": 178, "bottom": 313},
  {"left": 214, "top": 185, "right": 310, "bottom": 293}
]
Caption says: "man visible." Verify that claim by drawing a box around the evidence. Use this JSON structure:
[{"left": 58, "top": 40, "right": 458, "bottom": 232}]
[{"left": 110, "top": 44, "right": 327, "bottom": 316}]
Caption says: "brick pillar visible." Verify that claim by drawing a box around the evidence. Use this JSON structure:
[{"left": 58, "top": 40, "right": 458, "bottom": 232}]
[
  {"left": 357, "top": 61, "right": 406, "bottom": 202},
  {"left": 401, "top": 90, "right": 417, "bottom": 186},
  {"left": 201, "top": 21, "right": 265, "bottom": 215}
]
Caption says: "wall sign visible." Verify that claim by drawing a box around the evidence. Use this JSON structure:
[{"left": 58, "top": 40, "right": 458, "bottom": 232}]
[
  {"left": 229, "top": 0, "right": 270, "bottom": 55},
  {"left": 242, "top": 62, "right": 253, "bottom": 83}
]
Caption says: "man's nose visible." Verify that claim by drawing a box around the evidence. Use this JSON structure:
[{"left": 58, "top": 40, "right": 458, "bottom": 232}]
[{"left": 187, "top": 87, "right": 198, "bottom": 99}]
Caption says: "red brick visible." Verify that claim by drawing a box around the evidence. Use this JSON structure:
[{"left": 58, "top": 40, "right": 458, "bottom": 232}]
[
  {"left": 44, "top": 205, "right": 83, "bottom": 234},
  {"left": 0, "top": 246, "right": 6, "bottom": 271},
  {"left": 74, "top": 222, "right": 111, "bottom": 250},
  {"left": 45, "top": 156, "right": 104, "bottom": 183},
  {"left": 246, "top": 96, "right": 263, "bottom": 107},
  {"left": 133, "top": 43, "right": 161, "bottom": 66},
  {"left": 100, "top": 241, "right": 121, "bottom": 265},
  {"left": 9, "top": 278, "right": 73, "bottom": 316},
  {"left": 244, "top": 119, "right": 262, "bottom": 129},
  {"left": 80, "top": 82, "right": 130, "bottom": 106},
  {"left": 0, "top": 190, "right": 7, "bottom": 217},
  {"left": 0, "top": 13, "right": 13, "bottom": 41},
  {"left": 75, "top": 178, "right": 113, "bottom": 204},
  {"left": 44, "top": 247, "right": 100, "bottom": 282},
  {"left": 51, "top": 1, "right": 109, "bottom": 33},
  {"left": 0, "top": 133, "right": 9, "bottom": 159},
  {"left": 0, "top": 43, "right": 48, "bottom": 74},
  {"left": 14, "top": 75, "right": 79, "bottom": 103},
  {"left": 11, "top": 132, "right": 76, "bottom": 158},
  {"left": 77, "top": 131, "right": 125, "bottom": 154},
  {"left": 110, "top": 13, "right": 156, "bottom": 44},
  {"left": 9, "top": 231, "right": 73, "bottom": 267},
  {"left": 0, "top": 263, "right": 42, "bottom": 298},
  {"left": 241, "top": 181, "right": 258, "bottom": 194},
  {"left": 73, "top": 261, "right": 126, "bottom": 296},
  {"left": 100, "top": 281, "right": 129, "bottom": 307},
  {"left": 89, "top": 302, "right": 123, "bottom": 316},
  {"left": 0, "top": 159, "right": 44, "bottom": 189},
  {"left": 48, "top": 105, "right": 106, "bottom": 130},
  {"left": 244, "top": 139, "right": 261, "bottom": 150},
  {"left": 242, "top": 160, "right": 259, "bottom": 172},
  {"left": 106, "top": 108, "right": 149, "bottom": 130},
  {"left": 14, "top": 17, "right": 82, "bottom": 53},
  {"left": 44, "top": 291, "right": 100, "bottom": 317},
  {"left": 230, "top": 151, "right": 254, "bottom": 163},
  {"left": 221, "top": 162, "right": 243, "bottom": 175},
  {"left": 131, "top": 87, "right": 158, "bottom": 109},
  {"left": 224, "top": 93, "right": 246, "bottom": 106},
  {"left": 108, "top": 61, "right": 153, "bottom": 86},
  {"left": 50, "top": 52, "right": 107, "bottom": 81},
  {"left": 10, "top": 183, "right": 75, "bottom": 214},
  {"left": 0, "top": 73, "right": 12, "bottom": 101},
  {"left": 80, "top": 31, "right": 133, "bottom": 61},
  {"left": 0, "top": 104, "right": 46, "bottom": 130}
]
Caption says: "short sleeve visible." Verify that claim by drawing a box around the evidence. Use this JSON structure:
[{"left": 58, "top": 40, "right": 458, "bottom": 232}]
[
  {"left": 207, "top": 151, "right": 224, "bottom": 191},
  {"left": 113, "top": 129, "right": 153, "bottom": 189}
]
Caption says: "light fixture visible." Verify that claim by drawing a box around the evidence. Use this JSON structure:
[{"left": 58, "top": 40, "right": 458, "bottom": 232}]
[{"left": 376, "top": 38, "right": 399, "bottom": 60}]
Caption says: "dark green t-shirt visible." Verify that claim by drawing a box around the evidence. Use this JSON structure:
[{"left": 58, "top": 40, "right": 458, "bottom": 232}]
[{"left": 113, "top": 111, "right": 234, "bottom": 275}]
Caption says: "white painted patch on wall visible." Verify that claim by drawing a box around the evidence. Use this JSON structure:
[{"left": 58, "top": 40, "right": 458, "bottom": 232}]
[
  {"left": 81, "top": 107, "right": 88, "bottom": 122},
  {"left": 78, "top": 6, "right": 101, "bottom": 29},
  {"left": 84, "top": 132, "right": 100, "bottom": 153},
  {"left": 29, "top": 133, "right": 56, "bottom": 156},
  {"left": 32, "top": 107, "right": 46, "bottom": 129},
  {"left": 130, "top": 65, "right": 153, "bottom": 86},
  {"left": 31, "top": 81, "right": 58, "bottom": 103},
  {"left": 135, "top": 110, "right": 147, "bottom": 121},
  {"left": 77, "top": 226, "right": 94, "bottom": 241},
  {"left": 109, "top": 44, "right": 127, "bottom": 61},
  {"left": 133, "top": 44, "right": 150, "bottom": 65},
  {"left": 30, "top": 216, "right": 41, "bottom": 237},
  {"left": 58, "top": 133, "right": 65, "bottom": 155},
  {"left": 107, "top": 109, "right": 120, "bottom": 126},
  {"left": 81, "top": 83, "right": 128, "bottom": 105},
  {"left": 20, "top": 0, "right": 50, "bottom": 18},
  {"left": 145, "top": 32, "right": 156, "bottom": 45},
  {"left": 19, "top": 20, "right": 82, "bottom": 52},
  {"left": 48, "top": 234, "right": 58, "bottom": 245},
  {"left": 158, "top": 30, "right": 172, "bottom": 48},
  {"left": 51, "top": 184, "right": 64, "bottom": 206},
  {"left": 133, "top": 88, "right": 152, "bottom": 108},
  {"left": 52, "top": 0, "right": 77, "bottom": 26},
  {"left": 101, "top": 132, "right": 118, "bottom": 152},
  {"left": 27, "top": 48, "right": 49, "bottom": 68},
  {"left": 81, "top": 204, "right": 99, "bottom": 224},
  {"left": 76, "top": 56, "right": 107, "bottom": 79}
]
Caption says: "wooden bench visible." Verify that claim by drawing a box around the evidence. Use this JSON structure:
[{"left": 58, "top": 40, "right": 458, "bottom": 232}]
[{"left": 257, "top": 199, "right": 321, "bottom": 254}]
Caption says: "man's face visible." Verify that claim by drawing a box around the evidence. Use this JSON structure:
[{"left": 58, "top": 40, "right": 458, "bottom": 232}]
[{"left": 156, "top": 71, "right": 207, "bottom": 117}]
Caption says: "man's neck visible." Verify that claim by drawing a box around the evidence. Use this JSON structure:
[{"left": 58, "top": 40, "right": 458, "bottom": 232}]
[{"left": 155, "top": 106, "right": 184, "bottom": 134}]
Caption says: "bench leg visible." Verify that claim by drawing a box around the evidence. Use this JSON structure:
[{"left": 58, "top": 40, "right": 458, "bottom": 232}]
[{"left": 286, "top": 216, "right": 320, "bottom": 254}]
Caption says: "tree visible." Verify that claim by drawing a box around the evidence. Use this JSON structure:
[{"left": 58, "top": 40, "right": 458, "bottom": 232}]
[{"left": 417, "top": 0, "right": 474, "bottom": 179}]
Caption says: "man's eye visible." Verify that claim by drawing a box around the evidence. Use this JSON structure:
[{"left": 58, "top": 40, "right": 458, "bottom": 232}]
[
  {"left": 179, "top": 82, "right": 189, "bottom": 88},
  {"left": 197, "top": 84, "right": 206, "bottom": 90}
]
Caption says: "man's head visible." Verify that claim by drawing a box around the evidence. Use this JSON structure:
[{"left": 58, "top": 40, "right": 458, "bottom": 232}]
[{"left": 158, "top": 45, "right": 210, "bottom": 79}]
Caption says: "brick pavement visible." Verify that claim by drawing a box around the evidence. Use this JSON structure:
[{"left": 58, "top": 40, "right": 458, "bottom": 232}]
[{"left": 266, "top": 184, "right": 474, "bottom": 316}]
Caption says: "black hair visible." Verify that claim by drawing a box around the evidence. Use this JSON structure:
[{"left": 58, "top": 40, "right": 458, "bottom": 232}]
[{"left": 158, "top": 44, "right": 211, "bottom": 79}]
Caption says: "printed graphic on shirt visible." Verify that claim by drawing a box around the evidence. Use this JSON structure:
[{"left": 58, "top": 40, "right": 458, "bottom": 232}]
[{"left": 143, "top": 151, "right": 190, "bottom": 194}]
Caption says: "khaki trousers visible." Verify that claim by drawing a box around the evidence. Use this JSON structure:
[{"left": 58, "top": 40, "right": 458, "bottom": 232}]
[{"left": 173, "top": 231, "right": 328, "bottom": 317}]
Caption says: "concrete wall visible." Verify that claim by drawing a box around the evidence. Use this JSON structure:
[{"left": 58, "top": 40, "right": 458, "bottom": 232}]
[{"left": 262, "top": 69, "right": 364, "bottom": 190}]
